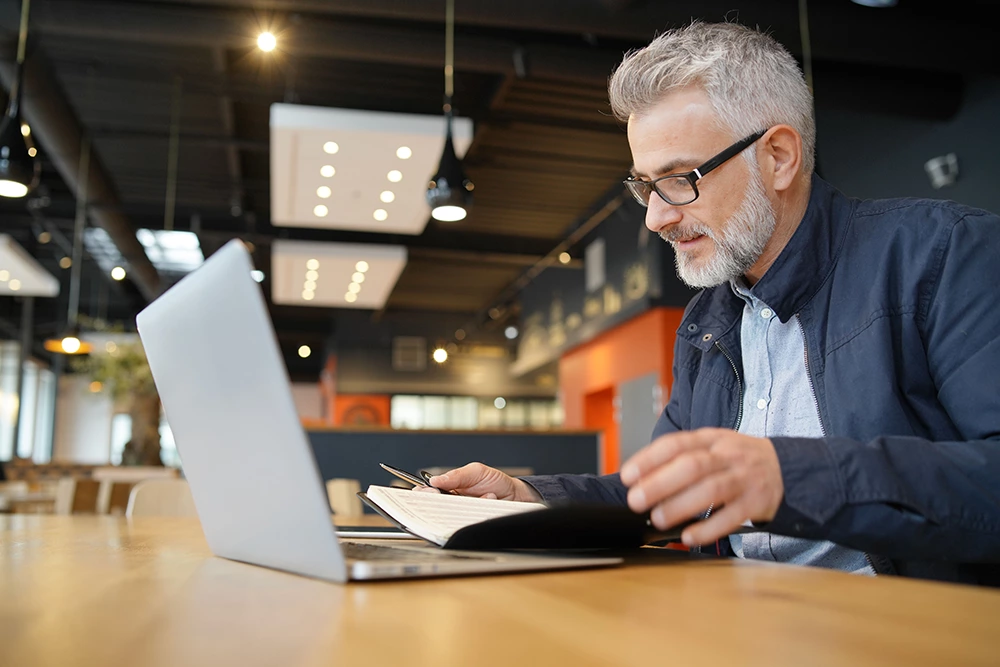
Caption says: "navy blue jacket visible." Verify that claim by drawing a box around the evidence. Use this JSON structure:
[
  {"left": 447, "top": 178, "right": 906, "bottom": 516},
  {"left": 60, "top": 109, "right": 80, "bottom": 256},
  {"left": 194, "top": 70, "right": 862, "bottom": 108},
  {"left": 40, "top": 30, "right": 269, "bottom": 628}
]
[{"left": 524, "top": 175, "right": 1000, "bottom": 586}]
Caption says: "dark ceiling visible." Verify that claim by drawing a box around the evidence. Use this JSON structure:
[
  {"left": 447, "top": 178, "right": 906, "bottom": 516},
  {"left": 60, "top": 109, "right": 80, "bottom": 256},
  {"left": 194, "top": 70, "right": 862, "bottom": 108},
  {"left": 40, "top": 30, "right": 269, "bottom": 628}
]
[{"left": 0, "top": 0, "right": 995, "bottom": 378}]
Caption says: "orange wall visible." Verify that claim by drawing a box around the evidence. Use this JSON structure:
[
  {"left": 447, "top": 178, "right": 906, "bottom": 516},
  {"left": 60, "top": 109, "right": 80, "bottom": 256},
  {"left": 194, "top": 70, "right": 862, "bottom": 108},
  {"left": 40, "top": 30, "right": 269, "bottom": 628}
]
[
  {"left": 334, "top": 394, "right": 391, "bottom": 427},
  {"left": 559, "top": 307, "right": 686, "bottom": 473}
]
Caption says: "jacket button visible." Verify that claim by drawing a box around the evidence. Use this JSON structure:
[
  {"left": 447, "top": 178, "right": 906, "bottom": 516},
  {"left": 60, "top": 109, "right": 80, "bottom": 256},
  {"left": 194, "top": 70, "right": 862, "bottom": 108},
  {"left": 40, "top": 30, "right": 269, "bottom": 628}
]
[
  {"left": 687, "top": 323, "right": 698, "bottom": 332},
  {"left": 702, "top": 333, "right": 713, "bottom": 342}
]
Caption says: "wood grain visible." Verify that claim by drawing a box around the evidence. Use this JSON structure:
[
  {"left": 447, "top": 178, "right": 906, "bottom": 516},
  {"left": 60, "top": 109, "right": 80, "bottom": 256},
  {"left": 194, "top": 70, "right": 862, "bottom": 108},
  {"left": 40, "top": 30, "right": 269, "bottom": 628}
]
[{"left": 2, "top": 516, "right": 998, "bottom": 667}]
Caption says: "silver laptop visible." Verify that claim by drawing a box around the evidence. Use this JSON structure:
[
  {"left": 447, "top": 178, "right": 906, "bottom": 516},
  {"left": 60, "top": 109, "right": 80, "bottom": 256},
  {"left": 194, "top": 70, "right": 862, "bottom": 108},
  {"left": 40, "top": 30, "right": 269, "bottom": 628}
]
[{"left": 136, "top": 240, "right": 621, "bottom": 581}]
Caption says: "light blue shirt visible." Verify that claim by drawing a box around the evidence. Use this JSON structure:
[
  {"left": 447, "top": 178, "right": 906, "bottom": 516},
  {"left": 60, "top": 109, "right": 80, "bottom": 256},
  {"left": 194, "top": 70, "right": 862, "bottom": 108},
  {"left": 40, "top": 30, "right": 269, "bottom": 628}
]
[{"left": 728, "top": 280, "right": 874, "bottom": 576}]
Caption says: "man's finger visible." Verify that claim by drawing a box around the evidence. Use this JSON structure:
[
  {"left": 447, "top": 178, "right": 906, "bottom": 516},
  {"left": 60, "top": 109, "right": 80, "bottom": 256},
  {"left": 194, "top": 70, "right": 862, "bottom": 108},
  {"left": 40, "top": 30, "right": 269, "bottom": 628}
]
[
  {"left": 621, "top": 428, "right": 727, "bottom": 485},
  {"left": 648, "top": 471, "right": 742, "bottom": 530},
  {"left": 626, "top": 450, "right": 725, "bottom": 513},
  {"left": 680, "top": 500, "right": 751, "bottom": 547},
  {"left": 429, "top": 462, "right": 487, "bottom": 490}
]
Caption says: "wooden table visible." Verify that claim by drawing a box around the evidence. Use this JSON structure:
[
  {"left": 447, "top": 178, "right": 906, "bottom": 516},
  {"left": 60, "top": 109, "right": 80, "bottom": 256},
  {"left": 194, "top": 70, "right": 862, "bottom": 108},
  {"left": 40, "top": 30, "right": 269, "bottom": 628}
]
[{"left": 2, "top": 516, "right": 999, "bottom": 667}]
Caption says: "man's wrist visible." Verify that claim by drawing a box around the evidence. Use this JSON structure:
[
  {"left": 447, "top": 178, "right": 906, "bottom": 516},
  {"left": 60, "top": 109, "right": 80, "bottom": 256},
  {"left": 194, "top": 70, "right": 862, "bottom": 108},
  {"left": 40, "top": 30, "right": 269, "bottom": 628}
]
[{"left": 514, "top": 479, "right": 543, "bottom": 503}]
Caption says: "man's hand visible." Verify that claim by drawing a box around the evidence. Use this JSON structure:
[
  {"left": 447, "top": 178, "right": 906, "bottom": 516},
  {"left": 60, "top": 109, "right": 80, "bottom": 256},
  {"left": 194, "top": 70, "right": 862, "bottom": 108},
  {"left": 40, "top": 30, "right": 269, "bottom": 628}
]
[
  {"left": 619, "top": 428, "right": 784, "bottom": 547},
  {"left": 423, "top": 463, "right": 543, "bottom": 502}
]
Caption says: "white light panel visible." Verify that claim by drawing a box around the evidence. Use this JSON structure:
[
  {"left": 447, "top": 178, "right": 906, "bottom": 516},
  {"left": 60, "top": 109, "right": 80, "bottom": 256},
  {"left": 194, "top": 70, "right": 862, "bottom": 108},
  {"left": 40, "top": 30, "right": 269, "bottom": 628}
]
[
  {"left": 271, "top": 239, "right": 407, "bottom": 309},
  {"left": 0, "top": 234, "right": 59, "bottom": 297},
  {"left": 136, "top": 229, "right": 204, "bottom": 273},
  {"left": 270, "top": 103, "right": 473, "bottom": 235}
]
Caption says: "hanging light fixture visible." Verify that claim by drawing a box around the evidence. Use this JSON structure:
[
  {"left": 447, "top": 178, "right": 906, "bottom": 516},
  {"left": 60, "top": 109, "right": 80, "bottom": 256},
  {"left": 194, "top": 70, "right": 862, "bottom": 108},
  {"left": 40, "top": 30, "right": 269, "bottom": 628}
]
[
  {"left": 0, "top": 0, "right": 40, "bottom": 198},
  {"left": 44, "top": 137, "right": 92, "bottom": 355},
  {"left": 426, "top": 0, "right": 473, "bottom": 222}
]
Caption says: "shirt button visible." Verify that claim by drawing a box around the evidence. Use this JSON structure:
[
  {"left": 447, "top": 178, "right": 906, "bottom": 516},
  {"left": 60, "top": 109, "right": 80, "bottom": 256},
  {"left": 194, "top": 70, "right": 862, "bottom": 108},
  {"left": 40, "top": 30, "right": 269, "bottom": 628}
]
[
  {"left": 760, "top": 308, "right": 773, "bottom": 319},
  {"left": 756, "top": 398, "right": 767, "bottom": 410}
]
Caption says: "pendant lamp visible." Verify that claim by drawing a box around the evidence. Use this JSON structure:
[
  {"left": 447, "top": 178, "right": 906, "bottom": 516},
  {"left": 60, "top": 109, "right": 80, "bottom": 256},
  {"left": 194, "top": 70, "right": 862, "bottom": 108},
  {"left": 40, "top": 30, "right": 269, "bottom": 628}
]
[
  {"left": 426, "top": 0, "right": 473, "bottom": 222},
  {"left": 0, "top": 0, "right": 40, "bottom": 199}
]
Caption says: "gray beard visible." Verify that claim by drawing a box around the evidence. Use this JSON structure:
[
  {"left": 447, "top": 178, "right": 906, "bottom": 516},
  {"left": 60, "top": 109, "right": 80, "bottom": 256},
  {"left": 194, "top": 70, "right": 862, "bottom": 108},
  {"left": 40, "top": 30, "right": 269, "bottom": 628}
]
[{"left": 661, "top": 168, "right": 776, "bottom": 289}]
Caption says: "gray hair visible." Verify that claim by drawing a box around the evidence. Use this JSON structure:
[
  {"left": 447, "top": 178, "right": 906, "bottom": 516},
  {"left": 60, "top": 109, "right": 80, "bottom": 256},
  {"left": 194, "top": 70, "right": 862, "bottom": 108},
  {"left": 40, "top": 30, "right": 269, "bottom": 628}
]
[{"left": 609, "top": 22, "right": 816, "bottom": 174}]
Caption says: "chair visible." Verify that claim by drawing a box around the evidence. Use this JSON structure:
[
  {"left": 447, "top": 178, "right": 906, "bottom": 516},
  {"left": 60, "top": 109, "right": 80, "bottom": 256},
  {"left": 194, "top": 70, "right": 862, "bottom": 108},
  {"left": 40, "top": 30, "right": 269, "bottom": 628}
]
[
  {"left": 125, "top": 479, "right": 197, "bottom": 518},
  {"left": 325, "top": 478, "right": 362, "bottom": 516},
  {"left": 53, "top": 478, "right": 101, "bottom": 514}
]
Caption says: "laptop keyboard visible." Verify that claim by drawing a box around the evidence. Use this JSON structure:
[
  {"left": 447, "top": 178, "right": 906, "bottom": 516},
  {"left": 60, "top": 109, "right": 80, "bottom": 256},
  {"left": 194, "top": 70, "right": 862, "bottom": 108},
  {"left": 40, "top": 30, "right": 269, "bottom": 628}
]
[{"left": 342, "top": 541, "right": 494, "bottom": 562}]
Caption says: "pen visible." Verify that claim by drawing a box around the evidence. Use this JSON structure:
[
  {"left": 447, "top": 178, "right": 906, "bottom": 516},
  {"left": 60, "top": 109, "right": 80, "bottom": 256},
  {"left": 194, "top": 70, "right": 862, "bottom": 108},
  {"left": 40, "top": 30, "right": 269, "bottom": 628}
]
[{"left": 379, "top": 463, "right": 458, "bottom": 494}]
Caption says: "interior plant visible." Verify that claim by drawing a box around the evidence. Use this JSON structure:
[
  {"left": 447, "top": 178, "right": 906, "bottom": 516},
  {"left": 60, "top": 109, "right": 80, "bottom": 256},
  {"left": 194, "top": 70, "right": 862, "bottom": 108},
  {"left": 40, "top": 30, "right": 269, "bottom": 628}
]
[{"left": 71, "top": 316, "right": 163, "bottom": 466}]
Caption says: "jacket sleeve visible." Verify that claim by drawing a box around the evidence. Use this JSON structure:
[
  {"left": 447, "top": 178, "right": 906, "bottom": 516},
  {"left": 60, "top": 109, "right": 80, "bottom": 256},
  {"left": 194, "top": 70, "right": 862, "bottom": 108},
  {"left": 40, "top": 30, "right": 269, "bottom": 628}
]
[
  {"left": 520, "top": 342, "right": 691, "bottom": 504},
  {"left": 767, "top": 210, "right": 1000, "bottom": 562}
]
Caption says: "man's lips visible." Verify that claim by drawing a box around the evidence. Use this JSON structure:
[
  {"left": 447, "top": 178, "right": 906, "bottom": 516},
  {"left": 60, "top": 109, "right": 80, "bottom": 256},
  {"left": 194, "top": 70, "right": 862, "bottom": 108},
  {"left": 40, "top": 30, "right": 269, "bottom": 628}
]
[{"left": 673, "top": 234, "right": 708, "bottom": 249}]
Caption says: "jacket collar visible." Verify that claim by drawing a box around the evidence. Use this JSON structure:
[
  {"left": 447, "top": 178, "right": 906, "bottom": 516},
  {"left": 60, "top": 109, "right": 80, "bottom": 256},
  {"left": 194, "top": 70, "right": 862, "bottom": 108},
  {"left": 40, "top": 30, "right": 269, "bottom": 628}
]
[{"left": 677, "top": 175, "right": 855, "bottom": 349}]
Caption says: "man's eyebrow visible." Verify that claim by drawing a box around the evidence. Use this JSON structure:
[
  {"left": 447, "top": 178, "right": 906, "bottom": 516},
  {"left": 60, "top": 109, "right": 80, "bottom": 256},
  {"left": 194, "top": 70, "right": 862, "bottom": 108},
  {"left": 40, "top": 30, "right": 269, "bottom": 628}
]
[{"left": 629, "top": 157, "right": 699, "bottom": 179}]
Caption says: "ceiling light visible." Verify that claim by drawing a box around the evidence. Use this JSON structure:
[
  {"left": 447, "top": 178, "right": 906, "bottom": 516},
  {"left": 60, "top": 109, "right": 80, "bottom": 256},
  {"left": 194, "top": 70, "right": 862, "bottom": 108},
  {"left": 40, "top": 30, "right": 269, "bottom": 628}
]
[
  {"left": 494, "top": 397, "right": 506, "bottom": 410},
  {"left": 251, "top": 270, "right": 265, "bottom": 283},
  {"left": 59, "top": 257, "right": 72, "bottom": 269},
  {"left": 505, "top": 326, "right": 518, "bottom": 340},
  {"left": 380, "top": 190, "right": 395, "bottom": 203},
  {"left": 344, "top": 292, "right": 358, "bottom": 303},
  {"left": 387, "top": 170, "right": 402, "bottom": 183},
  {"left": 347, "top": 282, "right": 361, "bottom": 294},
  {"left": 61, "top": 336, "right": 81, "bottom": 354},
  {"left": 298, "top": 345, "right": 311, "bottom": 358},
  {"left": 8, "top": 278, "right": 21, "bottom": 291},
  {"left": 110, "top": 266, "right": 126, "bottom": 281},
  {"left": 352, "top": 272, "right": 365, "bottom": 283},
  {"left": 317, "top": 186, "right": 331, "bottom": 198},
  {"left": 355, "top": 260, "right": 369, "bottom": 272},
  {"left": 257, "top": 32, "right": 277, "bottom": 52},
  {"left": 314, "top": 204, "right": 328, "bottom": 217},
  {"left": 27, "top": 147, "right": 36, "bottom": 157},
  {"left": 89, "top": 381, "right": 103, "bottom": 393},
  {"left": 323, "top": 141, "right": 339, "bottom": 154},
  {"left": 37, "top": 231, "right": 50, "bottom": 244},
  {"left": 0, "top": 269, "right": 7, "bottom": 281},
  {"left": 304, "top": 280, "right": 316, "bottom": 291},
  {"left": 136, "top": 229, "right": 204, "bottom": 273},
  {"left": 106, "top": 341, "right": 117, "bottom": 354},
  {"left": 432, "top": 348, "right": 448, "bottom": 363},
  {"left": 305, "top": 270, "right": 319, "bottom": 281},
  {"left": 20, "top": 124, "right": 29, "bottom": 137},
  {"left": 320, "top": 165, "right": 335, "bottom": 177},
  {"left": 302, "top": 290, "right": 315, "bottom": 301},
  {"left": 306, "top": 258, "right": 320, "bottom": 270},
  {"left": 559, "top": 252, "right": 571, "bottom": 264},
  {"left": 396, "top": 146, "right": 412, "bottom": 159},
  {"left": 851, "top": 0, "right": 897, "bottom": 5},
  {"left": 373, "top": 209, "right": 388, "bottom": 221},
  {"left": 0, "top": 0, "right": 39, "bottom": 201}
]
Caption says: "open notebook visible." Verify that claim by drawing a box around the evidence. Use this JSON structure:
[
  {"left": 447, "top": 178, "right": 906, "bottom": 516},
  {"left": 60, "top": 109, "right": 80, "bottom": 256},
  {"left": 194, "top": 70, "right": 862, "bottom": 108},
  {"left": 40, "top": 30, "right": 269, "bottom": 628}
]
[{"left": 360, "top": 485, "right": 698, "bottom": 550}]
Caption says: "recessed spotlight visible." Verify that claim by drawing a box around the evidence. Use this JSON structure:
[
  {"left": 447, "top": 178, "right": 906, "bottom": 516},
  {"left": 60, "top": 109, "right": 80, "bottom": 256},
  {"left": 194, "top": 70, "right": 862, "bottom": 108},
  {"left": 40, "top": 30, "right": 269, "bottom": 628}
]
[
  {"left": 305, "top": 270, "right": 319, "bottom": 281},
  {"left": 396, "top": 146, "right": 412, "bottom": 159},
  {"left": 8, "top": 279, "right": 21, "bottom": 291},
  {"left": 251, "top": 270, "right": 265, "bottom": 283},
  {"left": 20, "top": 124, "right": 29, "bottom": 137},
  {"left": 106, "top": 341, "right": 117, "bottom": 354},
  {"left": 494, "top": 397, "right": 507, "bottom": 410},
  {"left": 320, "top": 165, "right": 335, "bottom": 177},
  {"left": 314, "top": 204, "right": 328, "bottom": 217},
  {"left": 432, "top": 348, "right": 448, "bottom": 364},
  {"left": 0, "top": 269, "right": 8, "bottom": 281},
  {"left": 61, "top": 336, "right": 80, "bottom": 353},
  {"left": 505, "top": 326, "right": 518, "bottom": 340},
  {"left": 302, "top": 290, "right": 315, "bottom": 301},
  {"left": 111, "top": 266, "right": 126, "bottom": 281},
  {"left": 373, "top": 209, "right": 388, "bottom": 221},
  {"left": 348, "top": 282, "right": 361, "bottom": 294},
  {"left": 558, "top": 252, "right": 571, "bottom": 264},
  {"left": 37, "top": 232, "right": 50, "bottom": 244},
  {"left": 27, "top": 147, "right": 37, "bottom": 157},
  {"left": 387, "top": 170, "right": 402, "bottom": 183},
  {"left": 59, "top": 257, "right": 72, "bottom": 269},
  {"left": 257, "top": 32, "right": 277, "bottom": 52},
  {"left": 317, "top": 186, "right": 331, "bottom": 199},
  {"left": 352, "top": 272, "right": 365, "bottom": 283},
  {"left": 304, "top": 280, "right": 317, "bottom": 291},
  {"left": 380, "top": 190, "right": 395, "bottom": 203},
  {"left": 323, "top": 141, "right": 339, "bottom": 154},
  {"left": 306, "top": 259, "right": 320, "bottom": 270},
  {"left": 298, "top": 345, "right": 311, "bottom": 358},
  {"left": 455, "top": 329, "right": 466, "bottom": 341},
  {"left": 355, "top": 261, "right": 369, "bottom": 272},
  {"left": 345, "top": 292, "right": 358, "bottom": 303}
]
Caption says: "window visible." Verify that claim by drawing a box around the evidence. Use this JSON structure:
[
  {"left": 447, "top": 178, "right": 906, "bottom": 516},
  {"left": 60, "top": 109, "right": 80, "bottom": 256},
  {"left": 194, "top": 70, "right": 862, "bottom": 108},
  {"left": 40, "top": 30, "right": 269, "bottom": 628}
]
[{"left": 391, "top": 394, "right": 561, "bottom": 431}]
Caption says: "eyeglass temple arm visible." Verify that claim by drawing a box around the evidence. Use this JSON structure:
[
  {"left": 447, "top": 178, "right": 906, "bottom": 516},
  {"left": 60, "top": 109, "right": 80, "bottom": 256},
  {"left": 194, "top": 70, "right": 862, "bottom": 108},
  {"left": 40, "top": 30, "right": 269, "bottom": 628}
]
[{"left": 693, "top": 129, "right": 768, "bottom": 180}]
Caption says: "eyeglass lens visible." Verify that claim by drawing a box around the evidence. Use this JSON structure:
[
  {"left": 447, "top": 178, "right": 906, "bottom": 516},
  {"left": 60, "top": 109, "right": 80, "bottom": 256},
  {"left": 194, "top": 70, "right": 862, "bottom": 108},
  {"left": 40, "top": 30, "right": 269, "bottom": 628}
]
[{"left": 626, "top": 175, "right": 697, "bottom": 207}]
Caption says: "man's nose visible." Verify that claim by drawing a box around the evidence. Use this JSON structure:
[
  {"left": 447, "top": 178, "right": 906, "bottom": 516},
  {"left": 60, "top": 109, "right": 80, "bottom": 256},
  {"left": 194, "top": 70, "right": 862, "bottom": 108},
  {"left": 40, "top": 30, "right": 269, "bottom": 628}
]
[{"left": 644, "top": 194, "right": 684, "bottom": 234}]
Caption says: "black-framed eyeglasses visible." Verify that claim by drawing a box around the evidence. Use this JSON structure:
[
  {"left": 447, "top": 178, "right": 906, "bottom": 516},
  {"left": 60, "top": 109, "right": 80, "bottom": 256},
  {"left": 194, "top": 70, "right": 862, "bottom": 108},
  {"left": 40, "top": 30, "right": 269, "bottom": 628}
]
[{"left": 623, "top": 129, "right": 768, "bottom": 207}]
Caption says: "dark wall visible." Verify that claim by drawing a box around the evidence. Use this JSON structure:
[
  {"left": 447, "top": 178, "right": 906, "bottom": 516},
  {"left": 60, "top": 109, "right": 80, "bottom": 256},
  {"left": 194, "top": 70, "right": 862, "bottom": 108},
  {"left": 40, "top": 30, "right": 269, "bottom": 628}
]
[{"left": 817, "top": 77, "right": 1000, "bottom": 215}]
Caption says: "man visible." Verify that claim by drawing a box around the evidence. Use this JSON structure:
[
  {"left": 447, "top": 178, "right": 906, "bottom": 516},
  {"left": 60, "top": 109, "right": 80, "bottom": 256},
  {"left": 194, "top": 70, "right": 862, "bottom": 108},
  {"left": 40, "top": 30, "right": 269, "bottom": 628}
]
[{"left": 426, "top": 22, "right": 1000, "bottom": 585}]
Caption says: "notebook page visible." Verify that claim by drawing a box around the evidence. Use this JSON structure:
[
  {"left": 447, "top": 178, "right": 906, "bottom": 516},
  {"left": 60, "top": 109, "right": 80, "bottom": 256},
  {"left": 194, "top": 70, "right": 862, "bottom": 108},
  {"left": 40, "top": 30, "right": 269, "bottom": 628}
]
[{"left": 364, "top": 485, "right": 546, "bottom": 546}]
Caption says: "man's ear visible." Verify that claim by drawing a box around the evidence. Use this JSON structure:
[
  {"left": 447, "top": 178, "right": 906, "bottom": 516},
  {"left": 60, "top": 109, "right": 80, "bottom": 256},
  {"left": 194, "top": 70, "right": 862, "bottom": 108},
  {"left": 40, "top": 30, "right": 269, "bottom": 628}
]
[{"left": 760, "top": 125, "right": 802, "bottom": 193}]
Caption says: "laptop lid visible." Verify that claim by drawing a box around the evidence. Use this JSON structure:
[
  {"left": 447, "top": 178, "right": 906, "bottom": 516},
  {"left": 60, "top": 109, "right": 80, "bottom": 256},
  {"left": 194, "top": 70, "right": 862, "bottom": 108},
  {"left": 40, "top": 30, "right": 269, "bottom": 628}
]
[{"left": 137, "top": 240, "right": 348, "bottom": 582}]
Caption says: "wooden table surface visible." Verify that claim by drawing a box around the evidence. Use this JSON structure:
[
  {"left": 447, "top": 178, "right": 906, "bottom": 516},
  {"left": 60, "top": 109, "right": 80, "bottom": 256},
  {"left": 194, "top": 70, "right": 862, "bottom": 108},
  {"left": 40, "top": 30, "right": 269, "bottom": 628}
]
[{"left": 2, "top": 516, "right": 999, "bottom": 667}]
